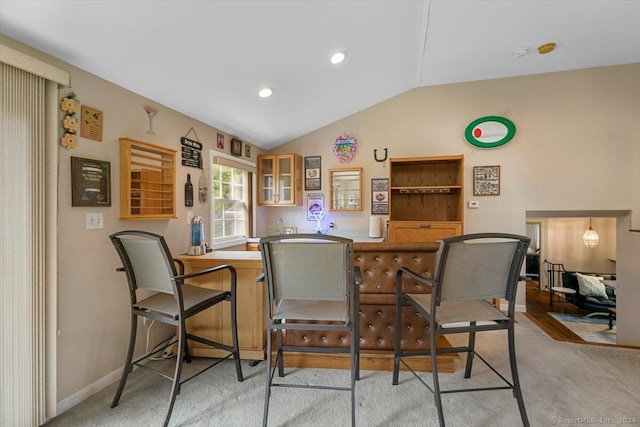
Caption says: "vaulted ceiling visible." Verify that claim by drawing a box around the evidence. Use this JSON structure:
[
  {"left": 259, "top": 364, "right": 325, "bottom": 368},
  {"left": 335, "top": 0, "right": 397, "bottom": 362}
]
[{"left": 1, "top": 1, "right": 639, "bottom": 150}]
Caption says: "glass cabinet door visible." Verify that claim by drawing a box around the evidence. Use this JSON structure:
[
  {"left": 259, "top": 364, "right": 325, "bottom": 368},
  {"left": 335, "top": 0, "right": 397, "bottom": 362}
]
[
  {"left": 329, "top": 167, "right": 362, "bottom": 211},
  {"left": 277, "top": 155, "right": 293, "bottom": 204},
  {"left": 258, "top": 155, "right": 275, "bottom": 204}
]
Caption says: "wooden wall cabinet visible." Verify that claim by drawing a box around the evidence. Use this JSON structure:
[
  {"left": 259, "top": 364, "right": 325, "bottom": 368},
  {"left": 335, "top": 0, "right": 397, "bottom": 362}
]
[
  {"left": 388, "top": 155, "right": 464, "bottom": 243},
  {"left": 120, "top": 137, "right": 177, "bottom": 220},
  {"left": 257, "top": 153, "right": 302, "bottom": 206}
]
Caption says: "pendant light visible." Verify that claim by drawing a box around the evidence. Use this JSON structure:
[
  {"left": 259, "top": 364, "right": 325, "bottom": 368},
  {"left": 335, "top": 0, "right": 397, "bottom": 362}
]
[{"left": 583, "top": 218, "right": 599, "bottom": 248}]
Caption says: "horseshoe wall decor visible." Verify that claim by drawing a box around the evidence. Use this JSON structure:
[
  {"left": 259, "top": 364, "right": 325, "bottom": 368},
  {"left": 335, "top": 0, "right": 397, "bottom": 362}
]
[{"left": 374, "top": 148, "right": 388, "bottom": 162}]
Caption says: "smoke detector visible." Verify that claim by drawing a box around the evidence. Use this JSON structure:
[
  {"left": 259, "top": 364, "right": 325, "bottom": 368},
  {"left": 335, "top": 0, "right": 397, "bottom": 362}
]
[{"left": 514, "top": 48, "right": 529, "bottom": 58}]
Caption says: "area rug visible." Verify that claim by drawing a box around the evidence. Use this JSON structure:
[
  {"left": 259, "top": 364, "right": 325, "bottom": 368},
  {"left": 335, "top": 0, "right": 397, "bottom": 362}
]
[{"left": 548, "top": 312, "right": 616, "bottom": 345}]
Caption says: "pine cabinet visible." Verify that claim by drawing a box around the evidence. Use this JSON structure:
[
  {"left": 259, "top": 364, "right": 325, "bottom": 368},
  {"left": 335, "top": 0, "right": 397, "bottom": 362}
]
[
  {"left": 175, "top": 253, "right": 265, "bottom": 360},
  {"left": 388, "top": 155, "right": 464, "bottom": 243},
  {"left": 119, "top": 137, "right": 177, "bottom": 220},
  {"left": 257, "top": 153, "right": 302, "bottom": 206}
]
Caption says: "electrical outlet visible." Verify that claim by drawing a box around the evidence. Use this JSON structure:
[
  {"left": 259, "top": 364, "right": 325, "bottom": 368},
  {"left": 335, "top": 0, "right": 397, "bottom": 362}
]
[
  {"left": 86, "top": 213, "right": 103, "bottom": 229},
  {"left": 187, "top": 211, "right": 194, "bottom": 225}
]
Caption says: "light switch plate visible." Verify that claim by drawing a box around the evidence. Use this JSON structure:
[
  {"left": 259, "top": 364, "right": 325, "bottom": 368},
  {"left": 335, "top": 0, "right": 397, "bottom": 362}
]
[
  {"left": 468, "top": 201, "right": 480, "bottom": 209},
  {"left": 86, "top": 213, "right": 103, "bottom": 229}
]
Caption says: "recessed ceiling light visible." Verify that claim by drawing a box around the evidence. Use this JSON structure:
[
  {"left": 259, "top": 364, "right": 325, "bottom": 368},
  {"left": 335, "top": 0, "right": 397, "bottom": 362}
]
[
  {"left": 258, "top": 88, "right": 273, "bottom": 98},
  {"left": 330, "top": 52, "right": 346, "bottom": 65}
]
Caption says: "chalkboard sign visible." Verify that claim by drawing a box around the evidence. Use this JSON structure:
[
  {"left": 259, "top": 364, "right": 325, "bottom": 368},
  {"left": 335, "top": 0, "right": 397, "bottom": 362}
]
[{"left": 71, "top": 157, "right": 111, "bottom": 207}]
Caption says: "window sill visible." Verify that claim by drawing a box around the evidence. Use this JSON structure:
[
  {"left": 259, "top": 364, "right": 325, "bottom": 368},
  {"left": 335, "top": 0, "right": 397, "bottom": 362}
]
[{"left": 210, "top": 237, "right": 247, "bottom": 251}]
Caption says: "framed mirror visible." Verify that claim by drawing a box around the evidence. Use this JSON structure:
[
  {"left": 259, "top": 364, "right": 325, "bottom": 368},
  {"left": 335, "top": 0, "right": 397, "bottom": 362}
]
[{"left": 329, "top": 167, "right": 362, "bottom": 211}]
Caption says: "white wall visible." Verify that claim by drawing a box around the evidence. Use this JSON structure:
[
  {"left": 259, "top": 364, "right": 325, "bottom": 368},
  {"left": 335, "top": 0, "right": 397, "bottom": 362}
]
[{"left": 545, "top": 217, "right": 617, "bottom": 273}]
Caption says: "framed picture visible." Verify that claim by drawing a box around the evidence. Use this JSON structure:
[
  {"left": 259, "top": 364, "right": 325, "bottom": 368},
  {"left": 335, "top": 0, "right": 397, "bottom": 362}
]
[
  {"left": 304, "top": 156, "right": 321, "bottom": 190},
  {"left": 245, "top": 143, "right": 251, "bottom": 158},
  {"left": 230, "top": 138, "right": 242, "bottom": 156},
  {"left": 473, "top": 165, "right": 501, "bottom": 196},
  {"left": 371, "top": 178, "right": 389, "bottom": 214},
  {"left": 71, "top": 156, "right": 111, "bottom": 207},
  {"left": 216, "top": 133, "right": 224, "bottom": 149}
]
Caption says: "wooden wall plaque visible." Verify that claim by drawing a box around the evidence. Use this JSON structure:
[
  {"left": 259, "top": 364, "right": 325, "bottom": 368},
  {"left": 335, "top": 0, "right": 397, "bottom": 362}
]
[{"left": 81, "top": 105, "right": 103, "bottom": 142}]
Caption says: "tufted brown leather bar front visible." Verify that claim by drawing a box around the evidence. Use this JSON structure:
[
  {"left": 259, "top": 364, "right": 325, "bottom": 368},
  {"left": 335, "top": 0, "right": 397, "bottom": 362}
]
[{"left": 281, "top": 242, "right": 458, "bottom": 372}]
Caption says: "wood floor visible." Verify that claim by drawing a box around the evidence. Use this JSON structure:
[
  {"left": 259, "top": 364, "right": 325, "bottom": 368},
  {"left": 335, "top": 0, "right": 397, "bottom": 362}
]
[{"left": 523, "top": 280, "right": 587, "bottom": 343}]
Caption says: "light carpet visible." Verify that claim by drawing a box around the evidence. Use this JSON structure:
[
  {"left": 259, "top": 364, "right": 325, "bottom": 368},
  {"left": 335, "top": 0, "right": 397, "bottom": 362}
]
[
  {"left": 548, "top": 312, "right": 617, "bottom": 345},
  {"left": 44, "top": 313, "right": 639, "bottom": 427}
]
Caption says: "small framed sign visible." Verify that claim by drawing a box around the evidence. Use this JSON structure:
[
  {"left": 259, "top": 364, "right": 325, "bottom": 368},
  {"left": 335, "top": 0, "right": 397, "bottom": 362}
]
[
  {"left": 304, "top": 156, "right": 321, "bottom": 190},
  {"left": 371, "top": 178, "right": 389, "bottom": 214},
  {"left": 307, "top": 193, "right": 325, "bottom": 221},
  {"left": 231, "top": 138, "right": 242, "bottom": 156},
  {"left": 71, "top": 156, "right": 111, "bottom": 206},
  {"left": 473, "top": 165, "right": 501, "bottom": 196}
]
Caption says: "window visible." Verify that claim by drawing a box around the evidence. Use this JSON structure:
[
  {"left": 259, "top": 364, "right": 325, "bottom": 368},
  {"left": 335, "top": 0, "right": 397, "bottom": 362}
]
[{"left": 210, "top": 153, "right": 254, "bottom": 248}]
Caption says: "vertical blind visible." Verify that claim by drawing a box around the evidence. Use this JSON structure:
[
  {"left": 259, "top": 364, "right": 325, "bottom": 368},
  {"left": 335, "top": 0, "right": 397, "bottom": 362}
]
[{"left": 0, "top": 58, "right": 60, "bottom": 425}]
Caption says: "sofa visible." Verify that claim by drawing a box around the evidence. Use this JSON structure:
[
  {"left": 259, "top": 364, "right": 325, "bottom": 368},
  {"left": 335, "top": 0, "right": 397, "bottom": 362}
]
[
  {"left": 562, "top": 271, "right": 616, "bottom": 314},
  {"left": 525, "top": 253, "right": 540, "bottom": 280}
]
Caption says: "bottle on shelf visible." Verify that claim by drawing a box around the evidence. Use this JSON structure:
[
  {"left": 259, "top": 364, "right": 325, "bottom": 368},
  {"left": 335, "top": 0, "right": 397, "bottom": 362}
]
[{"left": 185, "top": 173, "right": 194, "bottom": 207}]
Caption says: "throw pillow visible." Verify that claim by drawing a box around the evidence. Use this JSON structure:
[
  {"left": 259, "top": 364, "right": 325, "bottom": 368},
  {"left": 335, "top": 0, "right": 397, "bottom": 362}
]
[{"left": 576, "top": 273, "right": 608, "bottom": 299}]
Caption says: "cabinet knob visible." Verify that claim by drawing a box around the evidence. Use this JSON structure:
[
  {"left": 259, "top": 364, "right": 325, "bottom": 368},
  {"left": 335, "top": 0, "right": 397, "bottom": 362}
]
[{"left": 419, "top": 224, "right": 432, "bottom": 228}]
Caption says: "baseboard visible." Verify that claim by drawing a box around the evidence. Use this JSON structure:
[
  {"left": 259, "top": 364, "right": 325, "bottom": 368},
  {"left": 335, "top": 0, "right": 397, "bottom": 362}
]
[
  {"left": 515, "top": 304, "right": 527, "bottom": 312},
  {"left": 56, "top": 366, "right": 122, "bottom": 415}
]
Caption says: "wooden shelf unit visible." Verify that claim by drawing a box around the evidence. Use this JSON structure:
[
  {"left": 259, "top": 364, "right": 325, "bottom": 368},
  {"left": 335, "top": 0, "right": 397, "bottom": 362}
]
[
  {"left": 120, "top": 137, "right": 177, "bottom": 220},
  {"left": 388, "top": 155, "right": 464, "bottom": 243}
]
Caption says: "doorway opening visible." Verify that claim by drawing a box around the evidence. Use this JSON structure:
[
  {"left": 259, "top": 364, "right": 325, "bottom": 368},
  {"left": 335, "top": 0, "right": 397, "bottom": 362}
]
[{"left": 524, "top": 211, "right": 625, "bottom": 347}]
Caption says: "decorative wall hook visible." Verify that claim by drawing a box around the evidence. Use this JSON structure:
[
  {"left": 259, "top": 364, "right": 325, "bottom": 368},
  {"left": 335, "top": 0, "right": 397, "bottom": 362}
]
[{"left": 374, "top": 148, "right": 388, "bottom": 162}]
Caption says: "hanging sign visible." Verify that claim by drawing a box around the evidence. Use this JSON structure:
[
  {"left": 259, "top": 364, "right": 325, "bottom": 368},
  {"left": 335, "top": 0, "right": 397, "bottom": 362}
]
[
  {"left": 181, "top": 134, "right": 203, "bottom": 168},
  {"left": 333, "top": 134, "right": 357, "bottom": 162},
  {"left": 464, "top": 116, "right": 516, "bottom": 149}
]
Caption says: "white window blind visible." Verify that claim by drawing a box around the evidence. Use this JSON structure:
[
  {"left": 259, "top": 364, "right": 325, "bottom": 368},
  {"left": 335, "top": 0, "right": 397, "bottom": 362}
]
[{"left": 1, "top": 45, "right": 67, "bottom": 425}]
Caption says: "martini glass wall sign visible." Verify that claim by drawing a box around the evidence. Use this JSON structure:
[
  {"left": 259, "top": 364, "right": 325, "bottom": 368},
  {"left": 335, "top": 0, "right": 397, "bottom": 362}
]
[{"left": 144, "top": 105, "right": 158, "bottom": 135}]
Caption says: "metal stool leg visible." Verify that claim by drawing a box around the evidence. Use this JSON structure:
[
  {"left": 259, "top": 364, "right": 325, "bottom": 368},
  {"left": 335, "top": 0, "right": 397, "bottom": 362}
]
[
  {"left": 111, "top": 313, "right": 137, "bottom": 408},
  {"left": 508, "top": 325, "right": 530, "bottom": 427}
]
